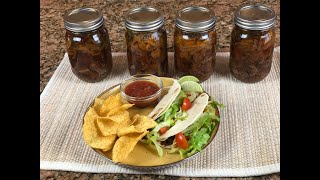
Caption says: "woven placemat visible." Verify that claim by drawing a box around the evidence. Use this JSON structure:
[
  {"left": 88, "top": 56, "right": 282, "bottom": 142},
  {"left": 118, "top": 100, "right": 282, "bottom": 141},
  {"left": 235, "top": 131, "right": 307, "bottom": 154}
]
[{"left": 40, "top": 47, "right": 280, "bottom": 177}]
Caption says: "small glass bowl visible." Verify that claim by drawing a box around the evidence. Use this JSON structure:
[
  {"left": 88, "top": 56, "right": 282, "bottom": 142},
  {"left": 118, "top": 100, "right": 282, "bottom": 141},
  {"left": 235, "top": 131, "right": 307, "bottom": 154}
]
[{"left": 120, "top": 74, "right": 163, "bottom": 108}]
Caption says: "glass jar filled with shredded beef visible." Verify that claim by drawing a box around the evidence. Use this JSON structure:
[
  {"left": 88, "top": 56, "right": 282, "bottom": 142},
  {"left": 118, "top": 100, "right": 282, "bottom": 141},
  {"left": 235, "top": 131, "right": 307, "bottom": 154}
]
[
  {"left": 124, "top": 7, "right": 168, "bottom": 76},
  {"left": 229, "top": 5, "right": 276, "bottom": 83},
  {"left": 64, "top": 8, "right": 112, "bottom": 82},
  {"left": 174, "top": 7, "right": 217, "bottom": 82}
]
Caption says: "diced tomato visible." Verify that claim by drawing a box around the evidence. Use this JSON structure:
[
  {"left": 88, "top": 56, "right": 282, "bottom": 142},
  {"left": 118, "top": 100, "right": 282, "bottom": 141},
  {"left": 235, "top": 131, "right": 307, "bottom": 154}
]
[
  {"left": 175, "top": 132, "right": 188, "bottom": 149},
  {"left": 181, "top": 97, "right": 191, "bottom": 111},
  {"left": 159, "top": 127, "right": 168, "bottom": 134}
]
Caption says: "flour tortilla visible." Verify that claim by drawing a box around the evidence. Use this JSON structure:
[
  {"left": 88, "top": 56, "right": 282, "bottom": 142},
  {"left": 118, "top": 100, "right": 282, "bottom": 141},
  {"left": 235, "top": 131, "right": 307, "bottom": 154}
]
[{"left": 148, "top": 80, "right": 181, "bottom": 120}]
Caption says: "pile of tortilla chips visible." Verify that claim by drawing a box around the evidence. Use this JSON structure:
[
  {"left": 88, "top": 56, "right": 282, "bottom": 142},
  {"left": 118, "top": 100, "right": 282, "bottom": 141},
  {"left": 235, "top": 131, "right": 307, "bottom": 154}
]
[{"left": 82, "top": 93, "right": 157, "bottom": 162}]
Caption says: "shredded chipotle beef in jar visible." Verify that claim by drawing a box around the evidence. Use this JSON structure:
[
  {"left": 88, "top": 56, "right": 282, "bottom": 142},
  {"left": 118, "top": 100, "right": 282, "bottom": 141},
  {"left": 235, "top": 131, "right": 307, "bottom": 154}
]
[
  {"left": 64, "top": 8, "right": 112, "bottom": 82},
  {"left": 174, "top": 7, "right": 217, "bottom": 82},
  {"left": 124, "top": 7, "right": 168, "bottom": 76},
  {"left": 229, "top": 5, "right": 276, "bottom": 83},
  {"left": 174, "top": 28, "right": 216, "bottom": 82}
]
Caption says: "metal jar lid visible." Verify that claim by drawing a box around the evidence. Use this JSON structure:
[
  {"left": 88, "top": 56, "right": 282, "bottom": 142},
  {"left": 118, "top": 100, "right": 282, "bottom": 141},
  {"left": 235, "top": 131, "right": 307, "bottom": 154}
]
[
  {"left": 234, "top": 4, "right": 276, "bottom": 30},
  {"left": 175, "top": 6, "right": 216, "bottom": 32},
  {"left": 64, "top": 8, "right": 104, "bottom": 32},
  {"left": 124, "top": 7, "right": 164, "bottom": 31}
]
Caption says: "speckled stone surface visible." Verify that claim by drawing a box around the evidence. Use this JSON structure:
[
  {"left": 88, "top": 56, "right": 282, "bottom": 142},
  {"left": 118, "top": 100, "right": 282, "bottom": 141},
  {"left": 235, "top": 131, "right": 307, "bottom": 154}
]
[
  {"left": 40, "top": 170, "right": 280, "bottom": 180},
  {"left": 40, "top": 0, "right": 280, "bottom": 93},
  {"left": 40, "top": 0, "right": 280, "bottom": 179}
]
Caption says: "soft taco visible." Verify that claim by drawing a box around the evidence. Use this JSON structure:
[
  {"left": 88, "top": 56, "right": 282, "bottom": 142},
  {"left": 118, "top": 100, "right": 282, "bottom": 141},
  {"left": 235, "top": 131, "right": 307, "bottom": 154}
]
[{"left": 144, "top": 76, "right": 223, "bottom": 157}]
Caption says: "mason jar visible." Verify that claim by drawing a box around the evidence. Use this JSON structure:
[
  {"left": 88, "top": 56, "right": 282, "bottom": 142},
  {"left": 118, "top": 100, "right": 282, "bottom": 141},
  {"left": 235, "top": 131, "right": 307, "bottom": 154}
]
[
  {"left": 229, "top": 4, "right": 276, "bottom": 83},
  {"left": 124, "top": 7, "right": 168, "bottom": 77},
  {"left": 174, "top": 6, "right": 217, "bottom": 82},
  {"left": 64, "top": 8, "right": 112, "bottom": 82}
]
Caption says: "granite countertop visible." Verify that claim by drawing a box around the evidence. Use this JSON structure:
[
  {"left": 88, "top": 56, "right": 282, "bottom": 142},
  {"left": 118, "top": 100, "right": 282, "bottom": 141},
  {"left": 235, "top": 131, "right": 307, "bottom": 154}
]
[{"left": 40, "top": 0, "right": 280, "bottom": 179}]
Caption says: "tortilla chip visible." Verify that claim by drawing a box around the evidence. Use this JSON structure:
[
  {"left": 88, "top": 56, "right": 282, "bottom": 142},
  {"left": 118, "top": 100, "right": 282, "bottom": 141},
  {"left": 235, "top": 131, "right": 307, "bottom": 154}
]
[
  {"left": 82, "top": 108, "right": 117, "bottom": 149},
  {"left": 132, "top": 114, "right": 157, "bottom": 131},
  {"left": 117, "top": 125, "right": 144, "bottom": 137},
  {"left": 112, "top": 131, "right": 148, "bottom": 163},
  {"left": 92, "top": 98, "right": 105, "bottom": 113},
  {"left": 106, "top": 104, "right": 134, "bottom": 125},
  {"left": 92, "top": 134, "right": 117, "bottom": 151},
  {"left": 107, "top": 104, "right": 135, "bottom": 117},
  {"left": 101, "top": 134, "right": 118, "bottom": 152},
  {"left": 99, "top": 94, "right": 122, "bottom": 116},
  {"left": 130, "top": 114, "right": 140, "bottom": 125},
  {"left": 96, "top": 117, "right": 119, "bottom": 136}
]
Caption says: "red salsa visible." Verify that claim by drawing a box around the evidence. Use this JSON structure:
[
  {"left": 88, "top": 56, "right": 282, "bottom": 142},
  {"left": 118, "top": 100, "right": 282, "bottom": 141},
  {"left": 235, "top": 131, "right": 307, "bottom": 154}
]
[{"left": 125, "top": 81, "right": 160, "bottom": 97}]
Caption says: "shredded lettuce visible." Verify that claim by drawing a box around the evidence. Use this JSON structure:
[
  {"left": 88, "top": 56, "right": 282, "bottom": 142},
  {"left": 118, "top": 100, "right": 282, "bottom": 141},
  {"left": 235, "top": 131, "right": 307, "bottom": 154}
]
[
  {"left": 177, "top": 90, "right": 187, "bottom": 100},
  {"left": 179, "top": 129, "right": 211, "bottom": 157},
  {"left": 175, "top": 110, "right": 188, "bottom": 120},
  {"left": 179, "top": 102, "right": 221, "bottom": 157},
  {"left": 147, "top": 133, "right": 163, "bottom": 157},
  {"left": 156, "top": 113, "right": 165, "bottom": 123},
  {"left": 164, "top": 107, "right": 173, "bottom": 121},
  {"left": 183, "top": 112, "right": 218, "bottom": 136},
  {"left": 171, "top": 90, "right": 186, "bottom": 107},
  {"left": 209, "top": 96, "right": 225, "bottom": 110},
  {"left": 168, "top": 147, "right": 179, "bottom": 154},
  {"left": 167, "top": 139, "right": 178, "bottom": 154},
  {"left": 147, "top": 121, "right": 173, "bottom": 157}
]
